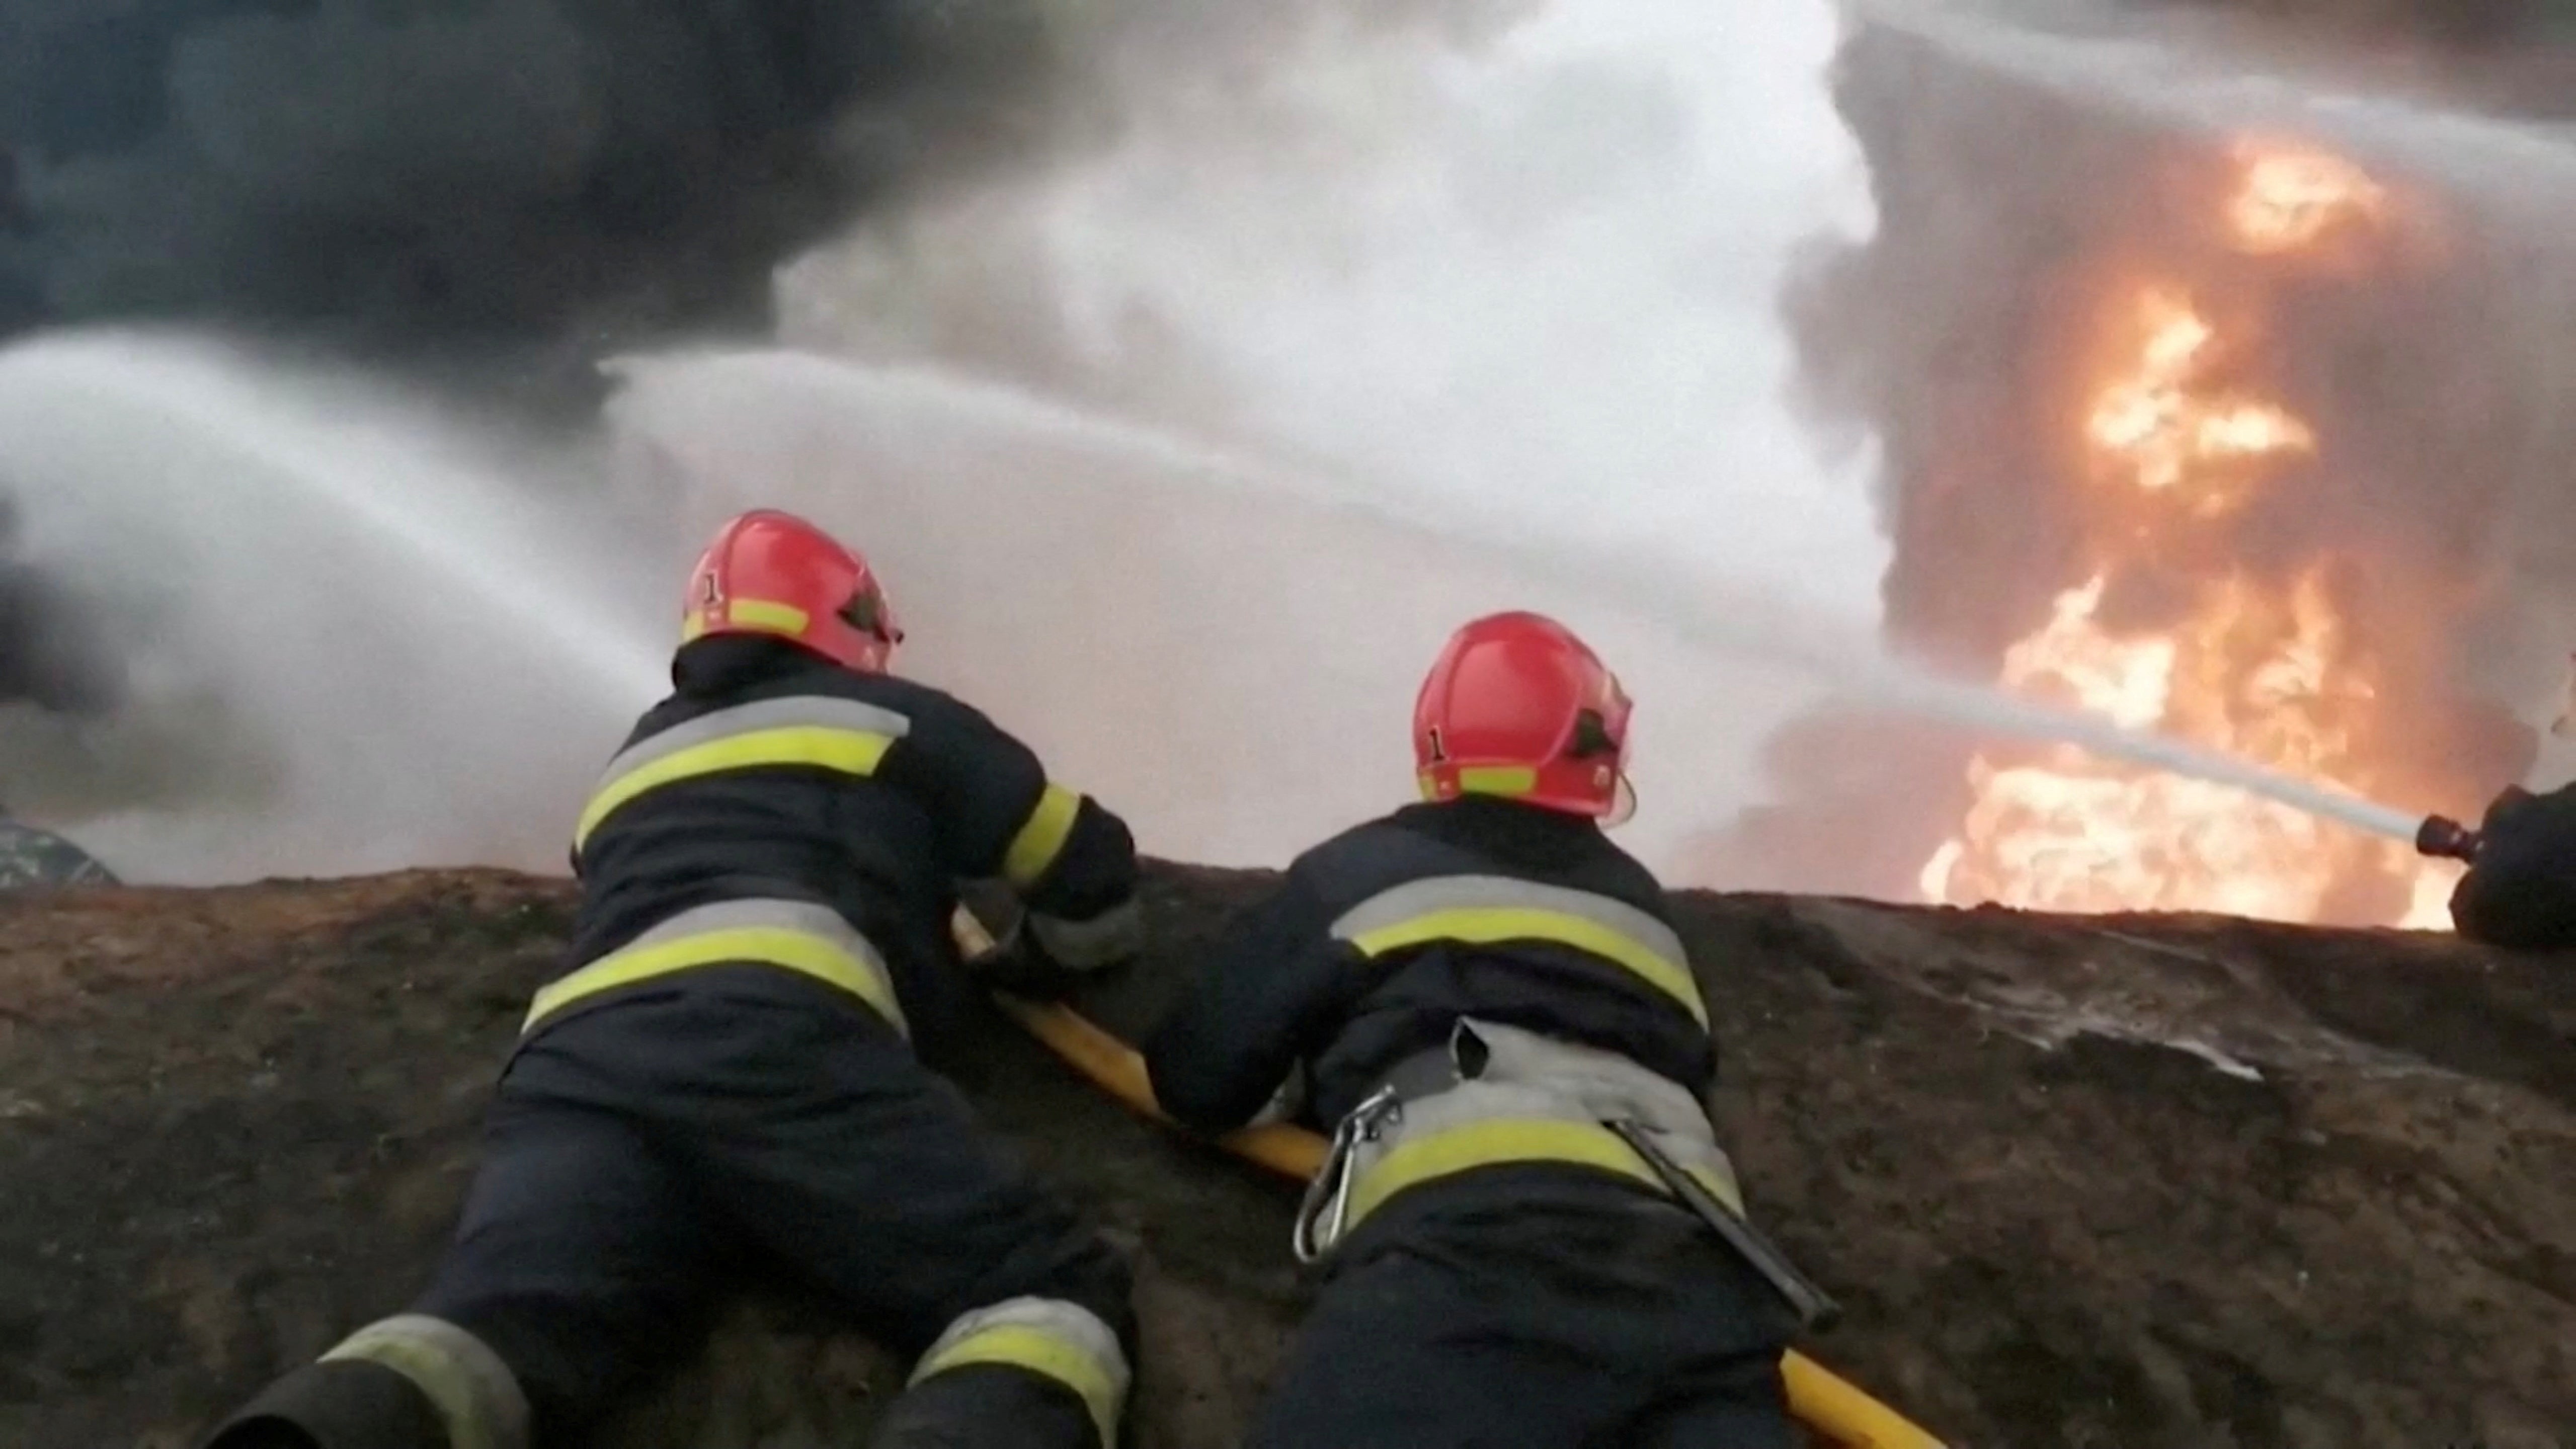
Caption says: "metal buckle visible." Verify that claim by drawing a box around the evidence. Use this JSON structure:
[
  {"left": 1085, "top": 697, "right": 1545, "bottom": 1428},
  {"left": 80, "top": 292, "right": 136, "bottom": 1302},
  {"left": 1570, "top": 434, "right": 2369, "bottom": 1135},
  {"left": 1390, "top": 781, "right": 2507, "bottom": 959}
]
[{"left": 1290, "top": 1085, "right": 1402, "bottom": 1264}]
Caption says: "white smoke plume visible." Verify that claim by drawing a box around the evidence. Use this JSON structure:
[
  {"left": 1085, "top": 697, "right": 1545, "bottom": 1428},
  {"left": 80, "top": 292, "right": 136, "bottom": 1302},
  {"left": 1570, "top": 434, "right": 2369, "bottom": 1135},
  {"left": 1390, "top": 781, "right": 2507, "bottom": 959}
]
[{"left": 0, "top": 0, "right": 1886, "bottom": 886}]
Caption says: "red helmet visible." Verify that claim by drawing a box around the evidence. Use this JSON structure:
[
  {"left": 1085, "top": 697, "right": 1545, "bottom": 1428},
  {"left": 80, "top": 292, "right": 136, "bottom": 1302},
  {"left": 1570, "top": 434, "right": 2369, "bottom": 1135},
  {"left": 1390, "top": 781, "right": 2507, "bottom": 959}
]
[
  {"left": 681, "top": 509, "right": 903, "bottom": 674},
  {"left": 1412, "top": 611, "right": 1633, "bottom": 819}
]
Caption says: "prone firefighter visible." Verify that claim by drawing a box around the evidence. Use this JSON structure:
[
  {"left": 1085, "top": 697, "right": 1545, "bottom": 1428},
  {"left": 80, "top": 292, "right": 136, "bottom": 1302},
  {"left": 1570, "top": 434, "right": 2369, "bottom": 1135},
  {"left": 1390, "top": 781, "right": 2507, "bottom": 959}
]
[
  {"left": 1142, "top": 611, "right": 1815, "bottom": 1449},
  {"left": 201, "top": 510, "right": 1142, "bottom": 1449}
]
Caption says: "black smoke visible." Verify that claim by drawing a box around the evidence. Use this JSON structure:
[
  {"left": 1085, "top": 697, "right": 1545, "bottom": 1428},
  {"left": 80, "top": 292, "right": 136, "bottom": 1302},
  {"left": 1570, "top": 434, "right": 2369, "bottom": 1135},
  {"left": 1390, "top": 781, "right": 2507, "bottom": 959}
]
[
  {"left": 0, "top": 0, "right": 1063, "bottom": 360},
  {"left": 0, "top": 0, "right": 1528, "bottom": 364}
]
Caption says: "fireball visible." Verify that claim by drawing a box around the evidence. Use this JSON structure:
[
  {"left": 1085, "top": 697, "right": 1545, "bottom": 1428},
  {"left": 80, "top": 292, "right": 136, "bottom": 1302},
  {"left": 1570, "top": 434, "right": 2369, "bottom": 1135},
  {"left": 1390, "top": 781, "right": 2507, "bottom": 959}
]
[{"left": 1920, "top": 141, "right": 2462, "bottom": 927}]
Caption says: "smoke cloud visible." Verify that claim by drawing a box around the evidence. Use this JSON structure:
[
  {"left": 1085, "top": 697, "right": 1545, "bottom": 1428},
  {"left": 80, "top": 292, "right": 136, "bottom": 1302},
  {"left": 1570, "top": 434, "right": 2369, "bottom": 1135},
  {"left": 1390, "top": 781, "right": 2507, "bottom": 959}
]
[
  {"left": 0, "top": 1, "right": 1519, "bottom": 744},
  {"left": 1, "top": 0, "right": 1041, "bottom": 351},
  {"left": 1692, "top": 5, "right": 2576, "bottom": 911},
  {"left": 0, "top": 0, "right": 1887, "bottom": 886},
  {"left": 0, "top": 0, "right": 1538, "bottom": 356}
]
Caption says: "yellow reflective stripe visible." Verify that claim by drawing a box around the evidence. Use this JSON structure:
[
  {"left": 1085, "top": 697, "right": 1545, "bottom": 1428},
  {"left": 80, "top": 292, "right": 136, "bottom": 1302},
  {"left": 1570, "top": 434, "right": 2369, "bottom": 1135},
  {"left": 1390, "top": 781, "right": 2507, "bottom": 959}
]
[
  {"left": 570, "top": 696, "right": 913, "bottom": 853},
  {"left": 1002, "top": 782, "right": 1083, "bottom": 890},
  {"left": 574, "top": 726, "right": 895, "bottom": 849},
  {"left": 1331, "top": 876, "right": 1706, "bottom": 1030},
  {"left": 1456, "top": 765, "right": 1539, "bottom": 796},
  {"left": 1417, "top": 765, "right": 1544, "bottom": 800},
  {"left": 1347, "top": 1117, "right": 1651, "bottom": 1224},
  {"left": 682, "top": 598, "right": 810, "bottom": 641},
  {"left": 1345, "top": 1117, "right": 1744, "bottom": 1229},
  {"left": 522, "top": 925, "right": 907, "bottom": 1037},
  {"left": 1688, "top": 1162, "right": 1743, "bottom": 1214},
  {"left": 1350, "top": 907, "right": 1709, "bottom": 1029},
  {"left": 725, "top": 597, "right": 811, "bottom": 633},
  {"left": 915, "top": 1324, "right": 1121, "bottom": 1449}
]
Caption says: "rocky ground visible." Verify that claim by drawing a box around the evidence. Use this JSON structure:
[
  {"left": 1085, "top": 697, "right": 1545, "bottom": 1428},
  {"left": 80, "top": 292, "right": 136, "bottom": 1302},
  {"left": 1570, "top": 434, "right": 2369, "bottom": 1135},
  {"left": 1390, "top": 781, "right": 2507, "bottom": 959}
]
[{"left": 0, "top": 866, "right": 2569, "bottom": 1449}]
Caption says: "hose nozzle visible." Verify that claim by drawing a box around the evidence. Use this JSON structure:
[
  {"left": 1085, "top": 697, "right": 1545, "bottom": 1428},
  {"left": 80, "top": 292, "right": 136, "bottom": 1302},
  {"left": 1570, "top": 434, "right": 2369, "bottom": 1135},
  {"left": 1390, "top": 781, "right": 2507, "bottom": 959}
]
[{"left": 2416, "top": 814, "right": 2482, "bottom": 862}]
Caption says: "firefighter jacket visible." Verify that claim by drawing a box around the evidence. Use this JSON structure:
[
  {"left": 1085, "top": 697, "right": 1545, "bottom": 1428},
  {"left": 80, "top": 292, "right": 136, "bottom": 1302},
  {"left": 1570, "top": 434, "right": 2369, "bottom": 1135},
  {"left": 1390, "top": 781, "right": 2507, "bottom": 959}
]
[
  {"left": 2452, "top": 782, "right": 2576, "bottom": 949},
  {"left": 1142, "top": 794, "right": 1713, "bottom": 1135},
  {"left": 532, "top": 635, "right": 1141, "bottom": 1052}
]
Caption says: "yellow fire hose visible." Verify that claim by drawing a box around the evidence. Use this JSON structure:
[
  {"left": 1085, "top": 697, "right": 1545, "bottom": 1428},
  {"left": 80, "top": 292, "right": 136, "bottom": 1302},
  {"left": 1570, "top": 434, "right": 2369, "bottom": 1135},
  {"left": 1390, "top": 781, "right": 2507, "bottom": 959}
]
[{"left": 983, "top": 989, "right": 1951, "bottom": 1449}]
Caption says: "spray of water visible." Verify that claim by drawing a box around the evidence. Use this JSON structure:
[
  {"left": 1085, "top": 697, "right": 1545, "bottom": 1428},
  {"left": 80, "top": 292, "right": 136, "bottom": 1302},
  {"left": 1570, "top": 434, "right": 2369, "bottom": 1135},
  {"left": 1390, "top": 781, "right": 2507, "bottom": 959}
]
[
  {"left": 1, "top": 332, "right": 665, "bottom": 693},
  {"left": 0, "top": 1, "right": 2443, "bottom": 889},
  {"left": 1850, "top": 0, "right": 2576, "bottom": 229},
  {"left": 0, "top": 329, "right": 666, "bottom": 880},
  {"left": 1851, "top": 655, "right": 2427, "bottom": 843},
  {"left": 0, "top": 0, "right": 1900, "bottom": 886},
  {"left": 0, "top": 323, "right": 2427, "bottom": 891},
  {"left": 600, "top": 345, "right": 1854, "bottom": 869},
  {"left": 611, "top": 348, "right": 2433, "bottom": 847}
]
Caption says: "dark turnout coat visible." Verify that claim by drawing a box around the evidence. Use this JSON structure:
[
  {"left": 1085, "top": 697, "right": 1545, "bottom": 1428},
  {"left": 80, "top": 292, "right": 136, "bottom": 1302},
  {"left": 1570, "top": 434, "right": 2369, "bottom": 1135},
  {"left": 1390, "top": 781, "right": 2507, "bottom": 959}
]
[{"left": 2452, "top": 783, "right": 2576, "bottom": 950}]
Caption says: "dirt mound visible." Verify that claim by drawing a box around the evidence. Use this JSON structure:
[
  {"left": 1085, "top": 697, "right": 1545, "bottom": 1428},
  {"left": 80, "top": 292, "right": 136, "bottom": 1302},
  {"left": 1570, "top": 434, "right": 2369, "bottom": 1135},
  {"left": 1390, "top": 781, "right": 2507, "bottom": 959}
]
[{"left": 1, "top": 867, "right": 2569, "bottom": 1448}]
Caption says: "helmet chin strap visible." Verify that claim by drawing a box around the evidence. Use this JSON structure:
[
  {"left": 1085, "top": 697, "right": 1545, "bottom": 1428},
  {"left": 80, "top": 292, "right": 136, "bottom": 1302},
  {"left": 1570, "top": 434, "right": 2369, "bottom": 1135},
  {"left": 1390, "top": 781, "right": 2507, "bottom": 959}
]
[{"left": 1601, "top": 773, "right": 1638, "bottom": 830}]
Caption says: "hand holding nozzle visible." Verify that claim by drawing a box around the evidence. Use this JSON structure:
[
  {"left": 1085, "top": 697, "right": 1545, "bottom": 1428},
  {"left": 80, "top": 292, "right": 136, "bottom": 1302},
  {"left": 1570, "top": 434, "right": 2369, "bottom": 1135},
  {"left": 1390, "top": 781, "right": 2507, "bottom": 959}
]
[{"left": 2416, "top": 814, "right": 2482, "bottom": 862}]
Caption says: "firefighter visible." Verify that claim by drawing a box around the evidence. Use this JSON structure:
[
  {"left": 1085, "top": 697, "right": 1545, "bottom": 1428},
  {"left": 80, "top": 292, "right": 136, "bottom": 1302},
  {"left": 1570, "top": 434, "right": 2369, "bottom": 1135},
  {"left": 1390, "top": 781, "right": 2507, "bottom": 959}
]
[
  {"left": 1142, "top": 611, "right": 1812, "bottom": 1449},
  {"left": 202, "top": 510, "right": 1142, "bottom": 1449},
  {"left": 2448, "top": 782, "right": 2576, "bottom": 948},
  {"left": 0, "top": 801, "right": 116, "bottom": 889}
]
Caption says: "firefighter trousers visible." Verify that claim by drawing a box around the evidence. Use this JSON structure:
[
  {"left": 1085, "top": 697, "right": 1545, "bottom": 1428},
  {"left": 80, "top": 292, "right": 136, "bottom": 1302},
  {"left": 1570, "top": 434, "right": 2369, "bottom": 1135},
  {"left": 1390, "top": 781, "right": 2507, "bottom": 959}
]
[
  {"left": 1247, "top": 1165, "right": 1798, "bottom": 1449},
  {"left": 215, "top": 981, "right": 1134, "bottom": 1449}
]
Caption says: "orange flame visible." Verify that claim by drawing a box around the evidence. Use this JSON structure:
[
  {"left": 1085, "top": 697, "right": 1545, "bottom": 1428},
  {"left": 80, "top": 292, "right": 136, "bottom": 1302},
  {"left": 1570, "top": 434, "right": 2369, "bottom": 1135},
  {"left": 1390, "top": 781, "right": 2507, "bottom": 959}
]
[
  {"left": 2083, "top": 288, "right": 2314, "bottom": 514},
  {"left": 2226, "top": 139, "right": 2388, "bottom": 255},
  {"left": 1921, "top": 141, "right": 2461, "bottom": 927}
]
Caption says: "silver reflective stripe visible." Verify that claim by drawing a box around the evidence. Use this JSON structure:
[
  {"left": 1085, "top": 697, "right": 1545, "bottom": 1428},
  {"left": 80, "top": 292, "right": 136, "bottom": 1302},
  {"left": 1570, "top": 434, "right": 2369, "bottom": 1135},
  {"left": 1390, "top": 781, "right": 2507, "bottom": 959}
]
[
  {"left": 575, "top": 694, "right": 920, "bottom": 849},
  {"left": 1026, "top": 899, "right": 1144, "bottom": 970},
  {"left": 621, "top": 896, "right": 882, "bottom": 958},
  {"left": 911, "top": 1295, "right": 1132, "bottom": 1449},
  {"left": 1327, "top": 873, "right": 1706, "bottom": 1026},
  {"left": 1459, "top": 1018, "right": 1737, "bottom": 1197},
  {"left": 593, "top": 694, "right": 913, "bottom": 786},
  {"left": 1329, "top": 875, "right": 1681, "bottom": 959},
  {"left": 320, "top": 1315, "right": 530, "bottom": 1449}
]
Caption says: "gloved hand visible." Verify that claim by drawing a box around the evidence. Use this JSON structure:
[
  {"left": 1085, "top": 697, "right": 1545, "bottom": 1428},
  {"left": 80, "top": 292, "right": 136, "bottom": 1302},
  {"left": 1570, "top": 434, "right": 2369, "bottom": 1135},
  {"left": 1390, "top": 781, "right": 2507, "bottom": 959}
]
[
  {"left": 951, "top": 890, "right": 1140, "bottom": 1001},
  {"left": 972, "top": 914, "right": 1093, "bottom": 1001}
]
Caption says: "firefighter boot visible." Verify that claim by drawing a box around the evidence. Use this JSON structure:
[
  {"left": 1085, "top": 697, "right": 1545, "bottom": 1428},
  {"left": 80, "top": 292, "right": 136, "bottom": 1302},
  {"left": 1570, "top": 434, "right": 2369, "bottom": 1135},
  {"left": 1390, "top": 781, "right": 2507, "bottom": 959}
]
[
  {"left": 201, "top": 1313, "right": 528, "bottom": 1449},
  {"left": 198, "top": 1359, "right": 448, "bottom": 1449}
]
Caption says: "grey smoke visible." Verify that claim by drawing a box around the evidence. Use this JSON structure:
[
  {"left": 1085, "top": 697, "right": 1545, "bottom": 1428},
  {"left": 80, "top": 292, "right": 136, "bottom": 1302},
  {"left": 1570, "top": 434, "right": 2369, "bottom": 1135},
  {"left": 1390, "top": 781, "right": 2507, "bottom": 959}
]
[
  {"left": 0, "top": 0, "right": 1885, "bottom": 885},
  {"left": 0, "top": 0, "right": 1068, "bottom": 731},
  {"left": 0, "top": 0, "right": 1535, "bottom": 725}
]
